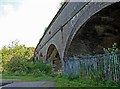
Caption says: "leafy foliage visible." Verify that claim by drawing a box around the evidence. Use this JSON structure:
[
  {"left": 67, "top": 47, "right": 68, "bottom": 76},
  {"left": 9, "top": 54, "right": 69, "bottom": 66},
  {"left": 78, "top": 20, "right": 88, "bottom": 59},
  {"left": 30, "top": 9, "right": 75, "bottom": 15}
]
[
  {"left": 103, "top": 43, "right": 119, "bottom": 54},
  {"left": 27, "top": 61, "right": 52, "bottom": 75},
  {"left": 3, "top": 57, "right": 52, "bottom": 76},
  {"left": 5, "top": 56, "right": 29, "bottom": 75},
  {"left": 1, "top": 40, "right": 35, "bottom": 72},
  {"left": 5, "top": 58, "right": 52, "bottom": 75},
  {"left": 1, "top": 40, "right": 52, "bottom": 75},
  {"left": 0, "top": 50, "right": 2, "bottom": 73}
]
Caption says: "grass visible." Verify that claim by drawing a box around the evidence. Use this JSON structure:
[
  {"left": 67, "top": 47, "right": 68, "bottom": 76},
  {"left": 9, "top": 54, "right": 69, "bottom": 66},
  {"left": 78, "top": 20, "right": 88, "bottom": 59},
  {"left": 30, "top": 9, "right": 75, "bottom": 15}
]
[
  {"left": 0, "top": 73, "right": 2, "bottom": 78},
  {"left": 1, "top": 73, "right": 50, "bottom": 82},
  {"left": 1, "top": 73, "right": 120, "bottom": 87},
  {"left": 52, "top": 75, "right": 117, "bottom": 87}
]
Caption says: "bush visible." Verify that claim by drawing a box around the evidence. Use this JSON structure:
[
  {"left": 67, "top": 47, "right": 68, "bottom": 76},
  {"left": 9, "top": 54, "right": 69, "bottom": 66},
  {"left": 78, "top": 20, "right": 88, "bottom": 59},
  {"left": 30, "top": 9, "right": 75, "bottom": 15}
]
[
  {"left": 5, "top": 56, "right": 28, "bottom": 75},
  {"left": 28, "top": 61, "right": 52, "bottom": 75},
  {"left": 4, "top": 56, "right": 52, "bottom": 75},
  {"left": 103, "top": 43, "right": 119, "bottom": 54}
]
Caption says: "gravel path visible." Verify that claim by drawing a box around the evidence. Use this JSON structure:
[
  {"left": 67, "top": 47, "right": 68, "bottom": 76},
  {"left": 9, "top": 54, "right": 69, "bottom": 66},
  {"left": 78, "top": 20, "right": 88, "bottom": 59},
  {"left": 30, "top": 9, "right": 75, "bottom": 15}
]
[{"left": 1, "top": 80, "right": 55, "bottom": 89}]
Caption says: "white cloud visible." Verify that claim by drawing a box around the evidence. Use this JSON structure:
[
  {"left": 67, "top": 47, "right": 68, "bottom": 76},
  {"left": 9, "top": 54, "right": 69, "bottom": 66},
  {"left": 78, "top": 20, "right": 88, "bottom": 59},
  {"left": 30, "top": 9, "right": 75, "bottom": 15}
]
[
  {"left": 0, "top": 0, "right": 62, "bottom": 49},
  {"left": 3, "top": 4, "right": 15, "bottom": 15}
]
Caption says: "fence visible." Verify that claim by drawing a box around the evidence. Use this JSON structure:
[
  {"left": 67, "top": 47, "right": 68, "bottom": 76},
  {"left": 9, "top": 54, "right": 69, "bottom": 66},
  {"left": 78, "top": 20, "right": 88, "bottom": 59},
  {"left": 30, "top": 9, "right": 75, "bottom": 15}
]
[{"left": 64, "top": 54, "right": 120, "bottom": 81}]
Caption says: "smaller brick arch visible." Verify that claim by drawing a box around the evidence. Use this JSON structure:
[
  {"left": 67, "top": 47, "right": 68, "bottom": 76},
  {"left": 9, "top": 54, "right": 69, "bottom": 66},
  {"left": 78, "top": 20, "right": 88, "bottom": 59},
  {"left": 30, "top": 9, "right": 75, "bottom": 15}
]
[
  {"left": 38, "top": 52, "right": 44, "bottom": 60},
  {"left": 46, "top": 44, "right": 63, "bottom": 74}
]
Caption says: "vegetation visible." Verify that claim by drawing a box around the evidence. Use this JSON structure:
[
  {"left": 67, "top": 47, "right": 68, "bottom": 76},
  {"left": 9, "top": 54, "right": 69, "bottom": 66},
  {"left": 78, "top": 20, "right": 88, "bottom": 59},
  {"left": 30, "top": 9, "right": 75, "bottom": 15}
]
[
  {"left": 103, "top": 43, "right": 119, "bottom": 54},
  {"left": 2, "top": 73, "right": 120, "bottom": 87},
  {"left": 1, "top": 40, "right": 34, "bottom": 72},
  {"left": 1, "top": 40, "right": 52, "bottom": 75},
  {"left": 52, "top": 74, "right": 120, "bottom": 87},
  {"left": 5, "top": 56, "right": 29, "bottom": 75},
  {"left": 2, "top": 73, "right": 49, "bottom": 82},
  {"left": 1, "top": 41, "right": 120, "bottom": 87},
  {"left": 5, "top": 58, "right": 52, "bottom": 75}
]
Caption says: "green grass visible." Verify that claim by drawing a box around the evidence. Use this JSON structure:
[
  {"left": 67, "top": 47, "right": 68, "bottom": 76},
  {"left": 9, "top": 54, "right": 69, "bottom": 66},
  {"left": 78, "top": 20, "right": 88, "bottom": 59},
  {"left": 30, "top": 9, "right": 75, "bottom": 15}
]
[
  {"left": 50, "top": 74, "right": 120, "bottom": 87},
  {"left": 1, "top": 73, "right": 120, "bottom": 87},
  {"left": 53, "top": 76, "right": 99, "bottom": 87},
  {"left": 1, "top": 73, "right": 50, "bottom": 82}
]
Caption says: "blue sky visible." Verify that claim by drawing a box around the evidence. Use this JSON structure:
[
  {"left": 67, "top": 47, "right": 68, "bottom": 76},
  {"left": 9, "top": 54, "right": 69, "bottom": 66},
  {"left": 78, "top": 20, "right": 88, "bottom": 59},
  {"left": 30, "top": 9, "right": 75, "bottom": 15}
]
[
  {"left": 0, "top": 0, "right": 62, "bottom": 49},
  {"left": 0, "top": 0, "right": 21, "bottom": 15}
]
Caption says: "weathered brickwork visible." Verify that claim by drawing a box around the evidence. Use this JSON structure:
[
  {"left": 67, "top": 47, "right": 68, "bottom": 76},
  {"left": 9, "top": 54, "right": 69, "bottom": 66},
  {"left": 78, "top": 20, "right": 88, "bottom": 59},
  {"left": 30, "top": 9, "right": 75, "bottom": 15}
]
[{"left": 34, "top": 1, "right": 120, "bottom": 73}]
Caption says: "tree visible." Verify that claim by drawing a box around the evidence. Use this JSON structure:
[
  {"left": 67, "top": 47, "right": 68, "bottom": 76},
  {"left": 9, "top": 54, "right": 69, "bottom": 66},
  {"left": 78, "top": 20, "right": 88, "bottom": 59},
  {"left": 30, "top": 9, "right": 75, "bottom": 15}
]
[
  {"left": 5, "top": 56, "right": 29, "bottom": 74},
  {"left": 1, "top": 40, "right": 35, "bottom": 72}
]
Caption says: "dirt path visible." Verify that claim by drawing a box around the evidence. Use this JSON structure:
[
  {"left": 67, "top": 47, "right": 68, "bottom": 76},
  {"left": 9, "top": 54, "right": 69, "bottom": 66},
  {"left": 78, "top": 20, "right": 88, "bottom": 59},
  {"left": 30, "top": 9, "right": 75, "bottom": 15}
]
[{"left": 1, "top": 79, "right": 55, "bottom": 89}]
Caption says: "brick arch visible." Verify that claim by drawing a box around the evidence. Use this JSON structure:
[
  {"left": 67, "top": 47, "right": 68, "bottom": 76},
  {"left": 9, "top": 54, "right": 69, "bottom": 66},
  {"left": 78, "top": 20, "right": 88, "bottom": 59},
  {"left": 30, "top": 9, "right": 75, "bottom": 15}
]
[
  {"left": 45, "top": 43, "right": 61, "bottom": 60},
  {"left": 64, "top": 2, "right": 120, "bottom": 59},
  {"left": 46, "top": 44, "right": 63, "bottom": 73}
]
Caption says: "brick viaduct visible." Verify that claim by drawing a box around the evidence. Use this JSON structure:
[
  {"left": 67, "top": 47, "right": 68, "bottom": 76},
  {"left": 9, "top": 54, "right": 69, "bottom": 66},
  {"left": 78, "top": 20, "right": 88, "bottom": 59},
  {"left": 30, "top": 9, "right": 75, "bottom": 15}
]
[{"left": 34, "top": 1, "right": 120, "bottom": 73}]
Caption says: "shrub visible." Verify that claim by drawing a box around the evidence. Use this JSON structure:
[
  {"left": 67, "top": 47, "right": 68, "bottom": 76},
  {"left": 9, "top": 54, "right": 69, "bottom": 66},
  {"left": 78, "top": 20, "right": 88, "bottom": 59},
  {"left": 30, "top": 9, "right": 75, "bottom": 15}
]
[
  {"left": 25, "top": 61, "right": 52, "bottom": 75},
  {"left": 4, "top": 56, "right": 52, "bottom": 75},
  {"left": 5, "top": 56, "right": 28, "bottom": 75},
  {"left": 103, "top": 43, "right": 118, "bottom": 54},
  {"left": 45, "top": 64, "right": 52, "bottom": 74}
]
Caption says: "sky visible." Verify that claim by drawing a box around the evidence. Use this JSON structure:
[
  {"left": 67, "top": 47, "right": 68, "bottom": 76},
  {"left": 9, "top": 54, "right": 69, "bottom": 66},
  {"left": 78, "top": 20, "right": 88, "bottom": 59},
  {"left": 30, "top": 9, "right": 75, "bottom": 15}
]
[{"left": 0, "top": 0, "right": 62, "bottom": 49}]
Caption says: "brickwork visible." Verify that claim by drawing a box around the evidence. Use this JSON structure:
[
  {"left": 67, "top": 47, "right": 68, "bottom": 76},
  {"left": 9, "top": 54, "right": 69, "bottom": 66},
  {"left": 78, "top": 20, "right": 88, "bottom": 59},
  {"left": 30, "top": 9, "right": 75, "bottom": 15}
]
[{"left": 34, "top": 2, "right": 120, "bottom": 74}]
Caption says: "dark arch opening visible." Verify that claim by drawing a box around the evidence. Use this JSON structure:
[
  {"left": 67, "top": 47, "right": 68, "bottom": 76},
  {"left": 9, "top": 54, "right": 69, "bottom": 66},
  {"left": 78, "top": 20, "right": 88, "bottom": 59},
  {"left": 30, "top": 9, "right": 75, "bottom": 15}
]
[
  {"left": 39, "top": 52, "right": 44, "bottom": 60},
  {"left": 46, "top": 44, "right": 62, "bottom": 74},
  {"left": 67, "top": 2, "right": 120, "bottom": 57}
]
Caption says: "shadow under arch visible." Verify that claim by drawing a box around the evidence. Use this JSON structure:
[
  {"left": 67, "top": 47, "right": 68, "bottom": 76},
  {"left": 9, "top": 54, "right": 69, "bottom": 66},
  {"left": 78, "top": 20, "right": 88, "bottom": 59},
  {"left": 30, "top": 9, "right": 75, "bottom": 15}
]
[
  {"left": 46, "top": 44, "right": 62, "bottom": 74},
  {"left": 64, "top": 2, "right": 120, "bottom": 58}
]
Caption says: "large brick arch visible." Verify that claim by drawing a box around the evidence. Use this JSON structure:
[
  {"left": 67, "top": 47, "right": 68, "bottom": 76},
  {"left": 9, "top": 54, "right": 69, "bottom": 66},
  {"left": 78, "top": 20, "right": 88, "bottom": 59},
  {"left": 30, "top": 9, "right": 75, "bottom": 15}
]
[
  {"left": 63, "top": 2, "right": 120, "bottom": 59},
  {"left": 34, "top": 1, "right": 120, "bottom": 74}
]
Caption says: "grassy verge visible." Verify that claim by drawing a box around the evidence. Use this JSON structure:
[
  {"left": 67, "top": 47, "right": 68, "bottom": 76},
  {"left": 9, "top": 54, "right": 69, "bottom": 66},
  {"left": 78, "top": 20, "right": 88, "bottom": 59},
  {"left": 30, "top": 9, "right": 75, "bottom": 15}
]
[
  {"left": 1, "top": 73, "right": 120, "bottom": 87},
  {"left": 50, "top": 74, "right": 120, "bottom": 87},
  {"left": 1, "top": 73, "right": 50, "bottom": 82}
]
